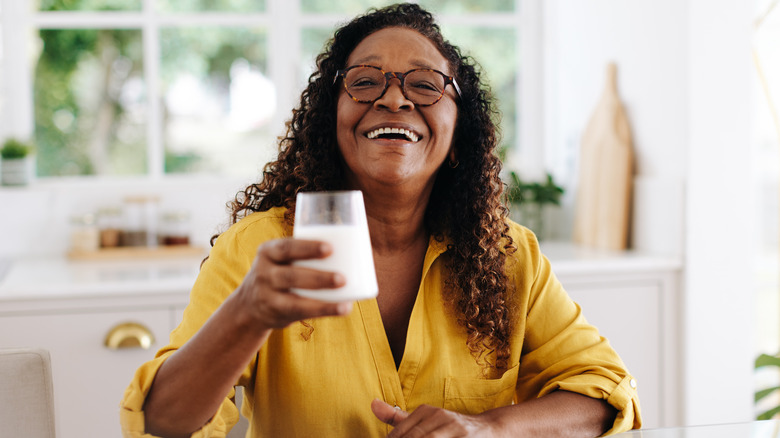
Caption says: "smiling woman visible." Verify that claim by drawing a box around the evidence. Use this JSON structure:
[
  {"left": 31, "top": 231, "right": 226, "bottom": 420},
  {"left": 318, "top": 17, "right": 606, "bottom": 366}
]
[{"left": 119, "top": 4, "right": 639, "bottom": 437}]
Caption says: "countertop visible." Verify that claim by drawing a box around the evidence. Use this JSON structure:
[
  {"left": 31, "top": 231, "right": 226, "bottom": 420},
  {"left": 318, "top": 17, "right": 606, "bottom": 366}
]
[
  {"left": 0, "top": 254, "right": 206, "bottom": 313},
  {"left": 0, "top": 242, "right": 682, "bottom": 310}
]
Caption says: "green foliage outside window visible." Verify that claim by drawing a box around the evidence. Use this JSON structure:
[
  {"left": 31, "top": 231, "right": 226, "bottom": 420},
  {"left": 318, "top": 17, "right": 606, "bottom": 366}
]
[
  {"left": 38, "top": 0, "right": 266, "bottom": 12},
  {"left": 34, "top": 28, "right": 146, "bottom": 176},
  {"left": 33, "top": 0, "right": 269, "bottom": 177},
  {"left": 38, "top": 0, "right": 141, "bottom": 11},
  {"left": 301, "top": 0, "right": 514, "bottom": 14},
  {"left": 156, "top": 0, "right": 265, "bottom": 12}
]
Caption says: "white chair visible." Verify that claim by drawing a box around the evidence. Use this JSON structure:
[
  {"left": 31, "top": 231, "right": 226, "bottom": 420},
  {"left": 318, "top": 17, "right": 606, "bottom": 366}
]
[{"left": 0, "top": 348, "right": 56, "bottom": 438}]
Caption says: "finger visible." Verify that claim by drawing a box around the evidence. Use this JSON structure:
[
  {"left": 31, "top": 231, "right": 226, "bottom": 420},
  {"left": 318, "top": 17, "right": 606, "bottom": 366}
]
[
  {"left": 272, "top": 293, "right": 354, "bottom": 320},
  {"left": 371, "top": 399, "right": 409, "bottom": 427},
  {"left": 384, "top": 405, "right": 458, "bottom": 438},
  {"left": 266, "top": 264, "right": 346, "bottom": 291},
  {"left": 259, "top": 238, "right": 333, "bottom": 264}
]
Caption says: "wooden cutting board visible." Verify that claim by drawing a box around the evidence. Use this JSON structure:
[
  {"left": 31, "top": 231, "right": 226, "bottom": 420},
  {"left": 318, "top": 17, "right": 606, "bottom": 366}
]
[{"left": 573, "top": 63, "right": 634, "bottom": 250}]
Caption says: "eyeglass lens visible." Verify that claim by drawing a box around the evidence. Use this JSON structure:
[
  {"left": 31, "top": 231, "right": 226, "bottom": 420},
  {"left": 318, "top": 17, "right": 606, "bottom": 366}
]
[{"left": 343, "top": 67, "right": 448, "bottom": 105}]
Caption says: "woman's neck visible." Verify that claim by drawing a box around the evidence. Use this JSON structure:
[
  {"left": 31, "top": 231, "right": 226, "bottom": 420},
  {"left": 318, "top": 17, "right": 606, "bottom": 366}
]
[{"left": 362, "top": 187, "right": 432, "bottom": 255}]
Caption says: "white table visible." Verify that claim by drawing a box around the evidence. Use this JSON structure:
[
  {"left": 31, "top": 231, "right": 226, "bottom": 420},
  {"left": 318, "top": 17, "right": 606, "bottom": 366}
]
[{"left": 616, "top": 420, "right": 780, "bottom": 437}]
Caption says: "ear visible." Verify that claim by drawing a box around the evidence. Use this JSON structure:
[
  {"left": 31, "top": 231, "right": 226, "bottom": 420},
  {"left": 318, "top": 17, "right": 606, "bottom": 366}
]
[{"left": 449, "top": 148, "right": 457, "bottom": 163}]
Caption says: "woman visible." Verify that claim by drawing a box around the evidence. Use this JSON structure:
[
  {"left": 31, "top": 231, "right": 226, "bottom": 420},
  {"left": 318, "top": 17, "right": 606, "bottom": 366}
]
[{"left": 120, "top": 4, "right": 641, "bottom": 437}]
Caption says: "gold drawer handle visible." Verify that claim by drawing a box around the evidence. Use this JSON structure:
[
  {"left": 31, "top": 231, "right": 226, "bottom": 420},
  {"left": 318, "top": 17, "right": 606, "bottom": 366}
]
[{"left": 104, "top": 322, "right": 155, "bottom": 350}]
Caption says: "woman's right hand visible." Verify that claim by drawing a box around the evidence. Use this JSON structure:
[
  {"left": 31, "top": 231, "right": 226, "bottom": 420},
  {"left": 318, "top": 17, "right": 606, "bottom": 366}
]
[{"left": 234, "top": 237, "right": 353, "bottom": 333}]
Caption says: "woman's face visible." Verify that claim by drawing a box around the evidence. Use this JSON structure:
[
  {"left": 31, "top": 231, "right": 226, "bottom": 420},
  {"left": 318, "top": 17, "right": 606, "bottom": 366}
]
[{"left": 336, "top": 27, "right": 459, "bottom": 194}]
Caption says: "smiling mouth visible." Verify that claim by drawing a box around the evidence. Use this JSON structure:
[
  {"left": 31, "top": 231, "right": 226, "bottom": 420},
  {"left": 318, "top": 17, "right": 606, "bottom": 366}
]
[{"left": 366, "top": 127, "right": 420, "bottom": 143}]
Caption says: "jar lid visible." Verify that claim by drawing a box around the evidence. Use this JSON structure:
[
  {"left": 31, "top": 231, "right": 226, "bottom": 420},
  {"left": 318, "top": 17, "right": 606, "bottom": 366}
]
[
  {"left": 124, "top": 195, "right": 160, "bottom": 204},
  {"left": 97, "top": 206, "right": 123, "bottom": 216},
  {"left": 160, "top": 211, "right": 190, "bottom": 222},
  {"left": 70, "top": 213, "right": 97, "bottom": 225}
]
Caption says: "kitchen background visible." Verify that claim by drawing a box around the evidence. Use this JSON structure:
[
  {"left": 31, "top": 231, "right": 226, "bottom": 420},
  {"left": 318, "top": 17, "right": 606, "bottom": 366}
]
[{"left": 0, "top": 0, "right": 777, "bottom": 436}]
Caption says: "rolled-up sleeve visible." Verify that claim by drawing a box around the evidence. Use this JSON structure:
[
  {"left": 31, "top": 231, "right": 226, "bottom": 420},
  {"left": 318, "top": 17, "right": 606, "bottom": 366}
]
[
  {"left": 512, "top": 228, "right": 642, "bottom": 435},
  {"left": 119, "top": 212, "right": 283, "bottom": 437},
  {"left": 119, "top": 352, "right": 241, "bottom": 438}
]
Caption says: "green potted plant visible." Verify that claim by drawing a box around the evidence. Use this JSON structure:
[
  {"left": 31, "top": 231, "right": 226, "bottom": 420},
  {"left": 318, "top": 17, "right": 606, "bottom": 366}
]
[
  {"left": 1, "top": 138, "right": 36, "bottom": 186},
  {"left": 506, "top": 171, "right": 565, "bottom": 239},
  {"left": 755, "top": 352, "right": 780, "bottom": 419}
]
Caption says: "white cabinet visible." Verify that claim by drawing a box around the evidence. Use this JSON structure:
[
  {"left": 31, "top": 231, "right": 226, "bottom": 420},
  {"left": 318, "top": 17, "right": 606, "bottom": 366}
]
[
  {"left": 0, "top": 306, "right": 183, "bottom": 438},
  {"left": 0, "top": 258, "right": 196, "bottom": 438},
  {"left": 0, "top": 300, "right": 188, "bottom": 438}
]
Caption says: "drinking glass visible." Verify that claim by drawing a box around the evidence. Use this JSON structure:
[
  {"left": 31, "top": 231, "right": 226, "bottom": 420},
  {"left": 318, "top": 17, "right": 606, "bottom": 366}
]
[{"left": 292, "top": 191, "right": 378, "bottom": 302}]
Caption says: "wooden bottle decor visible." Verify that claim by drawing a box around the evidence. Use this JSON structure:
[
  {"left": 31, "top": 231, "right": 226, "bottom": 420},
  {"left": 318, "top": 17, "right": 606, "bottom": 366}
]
[{"left": 573, "top": 63, "right": 634, "bottom": 250}]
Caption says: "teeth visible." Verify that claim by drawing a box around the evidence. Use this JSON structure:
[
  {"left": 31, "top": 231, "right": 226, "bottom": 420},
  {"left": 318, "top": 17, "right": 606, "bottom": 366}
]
[{"left": 366, "top": 127, "right": 419, "bottom": 142}]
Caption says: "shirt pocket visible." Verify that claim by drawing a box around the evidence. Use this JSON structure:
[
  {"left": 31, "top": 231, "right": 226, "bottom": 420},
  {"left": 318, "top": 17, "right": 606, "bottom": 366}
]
[{"left": 443, "top": 364, "right": 520, "bottom": 415}]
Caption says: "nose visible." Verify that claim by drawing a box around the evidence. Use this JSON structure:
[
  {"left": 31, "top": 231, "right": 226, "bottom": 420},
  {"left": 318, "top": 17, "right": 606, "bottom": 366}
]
[{"left": 374, "top": 77, "right": 414, "bottom": 111}]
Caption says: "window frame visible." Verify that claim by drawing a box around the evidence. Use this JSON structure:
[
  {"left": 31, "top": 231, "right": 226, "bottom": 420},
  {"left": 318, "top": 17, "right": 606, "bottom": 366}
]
[{"left": 0, "top": 0, "right": 541, "bottom": 180}]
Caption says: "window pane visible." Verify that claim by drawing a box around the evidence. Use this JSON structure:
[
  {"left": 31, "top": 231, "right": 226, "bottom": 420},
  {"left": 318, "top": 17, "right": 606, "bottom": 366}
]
[
  {"left": 301, "top": 0, "right": 397, "bottom": 14},
  {"left": 156, "top": 0, "right": 265, "bottom": 13},
  {"left": 440, "top": 25, "right": 517, "bottom": 150},
  {"left": 38, "top": 0, "right": 141, "bottom": 12},
  {"left": 302, "top": 0, "right": 514, "bottom": 14},
  {"left": 419, "top": 0, "right": 514, "bottom": 13},
  {"left": 301, "top": 27, "right": 333, "bottom": 81},
  {"left": 160, "top": 27, "right": 274, "bottom": 176},
  {"left": 34, "top": 29, "right": 147, "bottom": 176}
]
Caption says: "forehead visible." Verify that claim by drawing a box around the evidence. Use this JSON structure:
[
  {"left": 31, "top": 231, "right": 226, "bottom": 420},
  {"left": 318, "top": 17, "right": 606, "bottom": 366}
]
[{"left": 346, "top": 27, "right": 450, "bottom": 73}]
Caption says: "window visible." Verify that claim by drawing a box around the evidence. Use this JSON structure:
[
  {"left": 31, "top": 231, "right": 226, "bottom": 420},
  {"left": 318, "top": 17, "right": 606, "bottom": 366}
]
[{"left": 0, "top": 0, "right": 526, "bottom": 179}]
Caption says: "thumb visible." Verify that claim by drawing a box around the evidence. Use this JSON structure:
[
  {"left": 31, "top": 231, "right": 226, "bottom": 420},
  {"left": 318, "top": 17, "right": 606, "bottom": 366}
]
[{"left": 371, "top": 399, "right": 409, "bottom": 426}]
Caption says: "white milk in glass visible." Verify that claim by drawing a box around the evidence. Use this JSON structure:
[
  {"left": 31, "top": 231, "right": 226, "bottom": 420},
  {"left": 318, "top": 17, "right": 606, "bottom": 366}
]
[{"left": 291, "top": 191, "right": 378, "bottom": 302}]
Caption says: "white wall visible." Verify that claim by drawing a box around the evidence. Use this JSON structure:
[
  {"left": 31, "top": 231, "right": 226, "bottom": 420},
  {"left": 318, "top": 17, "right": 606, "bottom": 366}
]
[
  {"left": 546, "top": 0, "right": 756, "bottom": 427},
  {"left": 685, "top": 0, "right": 755, "bottom": 427}
]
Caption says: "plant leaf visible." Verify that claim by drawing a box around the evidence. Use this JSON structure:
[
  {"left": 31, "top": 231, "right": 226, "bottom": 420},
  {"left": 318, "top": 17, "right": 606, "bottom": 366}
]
[
  {"left": 755, "top": 386, "right": 780, "bottom": 402},
  {"left": 756, "top": 353, "right": 780, "bottom": 368},
  {"left": 758, "top": 405, "right": 780, "bottom": 420}
]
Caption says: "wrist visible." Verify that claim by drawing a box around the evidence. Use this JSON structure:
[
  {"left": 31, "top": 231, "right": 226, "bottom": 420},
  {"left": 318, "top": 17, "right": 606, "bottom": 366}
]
[{"left": 222, "top": 289, "right": 273, "bottom": 344}]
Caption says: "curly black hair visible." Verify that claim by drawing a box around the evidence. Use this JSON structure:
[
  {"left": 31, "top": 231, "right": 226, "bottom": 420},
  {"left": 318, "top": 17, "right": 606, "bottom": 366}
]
[{"left": 220, "top": 2, "right": 515, "bottom": 371}]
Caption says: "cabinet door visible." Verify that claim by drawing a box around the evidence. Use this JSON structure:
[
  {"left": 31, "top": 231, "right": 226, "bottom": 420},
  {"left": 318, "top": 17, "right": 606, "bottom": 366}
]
[
  {"left": 0, "top": 309, "right": 170, "bottom": 438},
  {"left": 566, "top": 282, "right": 662, "bottom": 429}
]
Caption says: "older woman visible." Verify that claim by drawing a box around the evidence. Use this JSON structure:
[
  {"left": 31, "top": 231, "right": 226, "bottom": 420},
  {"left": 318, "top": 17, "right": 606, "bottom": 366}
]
[{"left": 120, "top": 3, "right": 641, "bottom": 437}]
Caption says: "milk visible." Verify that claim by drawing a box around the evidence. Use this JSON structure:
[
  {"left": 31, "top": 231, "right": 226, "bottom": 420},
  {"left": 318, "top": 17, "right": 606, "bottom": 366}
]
[{"left": 292, "top": 224, "right": 378, "bottom": 302}]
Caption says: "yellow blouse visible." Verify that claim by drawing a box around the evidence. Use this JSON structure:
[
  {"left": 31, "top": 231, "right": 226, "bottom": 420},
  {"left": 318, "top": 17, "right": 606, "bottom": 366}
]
[{"left": 120, "top": 207, "right": 641, "bottom": 437}]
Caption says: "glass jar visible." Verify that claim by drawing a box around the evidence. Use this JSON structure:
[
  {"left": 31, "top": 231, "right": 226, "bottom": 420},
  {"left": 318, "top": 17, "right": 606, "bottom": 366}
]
[
  {"left": 121, "top": 196, "right": 159, "bottom": 247},
  {"left": 70, "top": 213, "right": 100, "bottom": 253},
  {"left": 159, "top": 211, "right": 191, "bottom": 246},
  {"left": 97, "top": 206, "right": 123, "bottom": 248}
]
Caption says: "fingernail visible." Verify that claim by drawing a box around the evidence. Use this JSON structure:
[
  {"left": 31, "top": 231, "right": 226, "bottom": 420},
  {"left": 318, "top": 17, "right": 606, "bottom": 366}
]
[
  {"left": 333, "top": 272, "right": 346, "bottom": 286},
  {"left": 337, "top": 301, "right": 353, "bottom": 315}
]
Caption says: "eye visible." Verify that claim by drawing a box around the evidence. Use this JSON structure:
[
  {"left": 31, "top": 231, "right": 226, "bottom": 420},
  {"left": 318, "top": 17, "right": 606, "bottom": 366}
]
[
  {"left": 407, "top": 76, "right": 443, "bottom": 95},
  {"left": 409, "top": 80, "right": 440, "bottom": 92},
  {"left": 350, "top": 77, "right": 381, "bottom": 88}
]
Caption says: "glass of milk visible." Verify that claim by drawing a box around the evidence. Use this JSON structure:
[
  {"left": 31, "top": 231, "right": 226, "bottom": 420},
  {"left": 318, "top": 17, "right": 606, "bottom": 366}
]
[{"left": 291, "top": 190, "right": 378, "bottom": 302}]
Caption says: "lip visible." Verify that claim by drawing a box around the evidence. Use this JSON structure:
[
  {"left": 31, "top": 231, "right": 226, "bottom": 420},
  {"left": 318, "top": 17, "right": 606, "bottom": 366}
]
[{"left": 363, "top": 123, "right": 423, "bottom": 143}]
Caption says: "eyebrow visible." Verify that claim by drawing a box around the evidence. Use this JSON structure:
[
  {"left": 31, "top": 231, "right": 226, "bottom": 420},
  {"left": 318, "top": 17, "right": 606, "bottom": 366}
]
[{"left": 349, "top": 55, "right": 440, "bottom": 71}]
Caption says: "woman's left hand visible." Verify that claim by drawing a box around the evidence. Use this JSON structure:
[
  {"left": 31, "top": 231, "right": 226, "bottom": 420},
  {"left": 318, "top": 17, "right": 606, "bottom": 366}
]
[{"left": 371, "top": 399, "right": 498, "bottom": 437}]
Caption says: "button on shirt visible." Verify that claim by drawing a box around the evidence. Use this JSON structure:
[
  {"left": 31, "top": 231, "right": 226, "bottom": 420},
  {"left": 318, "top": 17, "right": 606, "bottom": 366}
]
[{"left": 120, "top": 207, "right": 642, "bottom": 437}]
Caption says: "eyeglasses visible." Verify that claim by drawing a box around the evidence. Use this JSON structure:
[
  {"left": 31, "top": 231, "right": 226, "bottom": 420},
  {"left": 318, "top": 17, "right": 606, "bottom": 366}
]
[{"left": 334, "top": 65, "right": 462, "bottom": 106}]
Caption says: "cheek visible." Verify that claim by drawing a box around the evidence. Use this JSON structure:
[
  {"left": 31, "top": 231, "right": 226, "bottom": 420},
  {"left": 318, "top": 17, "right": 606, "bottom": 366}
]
[
  {"left": 432, "top": 108, "right": 458, "bottom": 143},
  {"left": 336, "top": 96, "right": 361, "bottom": 140}
]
